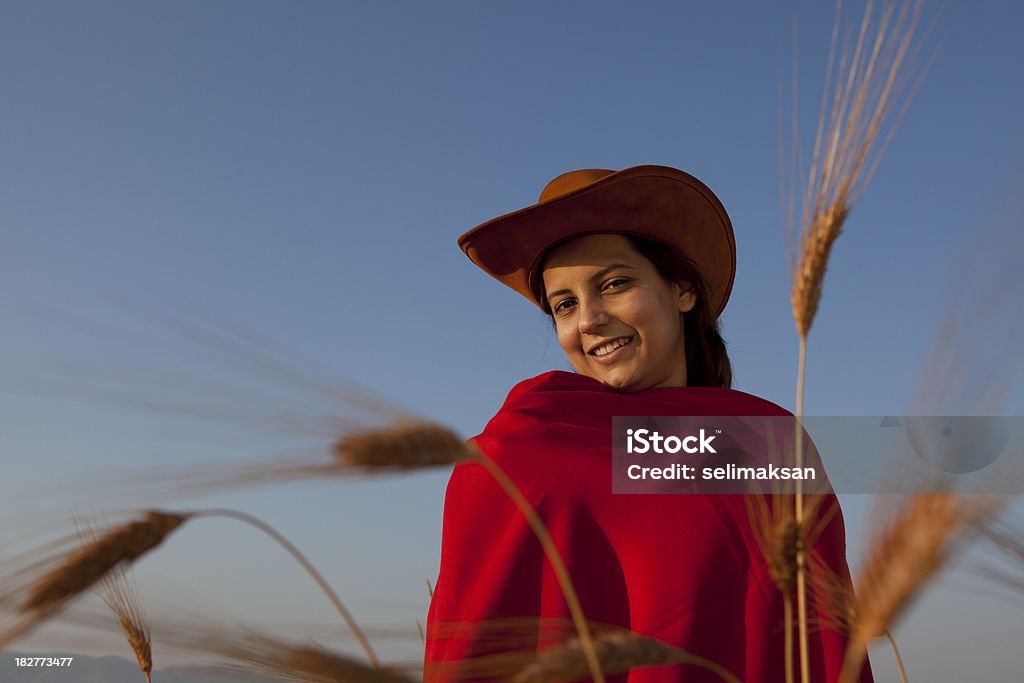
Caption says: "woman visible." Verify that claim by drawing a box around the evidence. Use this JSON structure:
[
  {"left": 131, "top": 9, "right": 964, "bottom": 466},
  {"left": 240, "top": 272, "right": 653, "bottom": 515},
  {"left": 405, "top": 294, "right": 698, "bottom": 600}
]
[{"left": 425, "top": 166, "right": 870, "bottom": 682}]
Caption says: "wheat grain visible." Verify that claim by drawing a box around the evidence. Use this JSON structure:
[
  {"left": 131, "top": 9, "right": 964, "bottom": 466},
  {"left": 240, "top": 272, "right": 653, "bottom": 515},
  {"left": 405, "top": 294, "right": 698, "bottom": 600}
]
[
  {"left": 23, "top": 511, "right": 186, "bottom": 615},
  {"left": 838, "top": 493, "right": 1004, "bottom": 683},
  {"left": 0, "top": 511, "right": 186, "bottom": 649},
  {"left": 210, "top": 632, "right": 414, "bottom": 683},
  {"left": 334, "top": 422, "right": 473, "bottom": 470},
  {"left": 98, "top": 568, "right": 153, "bottom": 683},
  {"left": 789, "top": 0, "right": 925, "bottom": 337},
  {"left": 748, "top": 489, "right": 839, "bottom": 683},
  {"left": 853, "top": 495, "right": 965, "bottom": 641},
  {"left": 792, "top": 206, "right": 848, "bottom": 337},
  {"left": 509, "top": 629, "right": 742, "bottom": 683}
]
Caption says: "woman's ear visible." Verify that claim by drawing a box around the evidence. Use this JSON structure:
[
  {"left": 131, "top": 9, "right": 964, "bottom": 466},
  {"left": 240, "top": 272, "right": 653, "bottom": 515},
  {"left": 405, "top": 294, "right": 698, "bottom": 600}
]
[{"left": 675, "top": 282, "right": 697, "bottom": 314}]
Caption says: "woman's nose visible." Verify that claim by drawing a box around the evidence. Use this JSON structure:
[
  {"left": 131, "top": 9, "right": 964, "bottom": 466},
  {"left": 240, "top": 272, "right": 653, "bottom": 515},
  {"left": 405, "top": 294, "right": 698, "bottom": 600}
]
[{"left": 577, "top": 296, "right": 610, "bottom": 334}]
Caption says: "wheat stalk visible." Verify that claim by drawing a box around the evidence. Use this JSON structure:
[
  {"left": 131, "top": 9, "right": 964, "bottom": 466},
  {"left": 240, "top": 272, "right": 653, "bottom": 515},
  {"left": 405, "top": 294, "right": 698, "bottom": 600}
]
[
  {"left": 748, "top": 494, "right": 799, "bottom": 683},
  {"left": 2, "top": 505, "right": 378, "bottom": 668},
  {"left": 744, "top": 421, "right": 839, "bottom": 683},
  {"left": 745, "top": 426, "right": 840, "bottom": 598},
  {"left": 0, "top": 511, "right": 187, "bottom": 648},
  {"left": 462, "top": 445, "right": 605, "bottom": 683},
  {"left": 206, "top": 631, "right": 415, "bottom": 683},
  {"left": 785, "top": 2, "right": 928, "bottom": 680},
  {"left": 185, "top": 507, "right": 379, "bottom": 667},
  {"left": 748, "top": 490, "right": 840, "bottom": 683},
  {"left": 837, "top": 493, "right": 1004, "bottom": 683},
  {"left": 334, "top": 422, "right": 606, "bottom": 683}
]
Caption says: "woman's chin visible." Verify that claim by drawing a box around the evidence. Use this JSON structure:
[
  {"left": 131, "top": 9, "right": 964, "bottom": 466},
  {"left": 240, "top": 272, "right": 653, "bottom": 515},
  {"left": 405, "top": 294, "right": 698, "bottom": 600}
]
[
  {"left": 597, "top": 370, "right": 642, "bottom": 393},
  {"left": 575, "top": 361, "right": 646, "bottom": 392}
]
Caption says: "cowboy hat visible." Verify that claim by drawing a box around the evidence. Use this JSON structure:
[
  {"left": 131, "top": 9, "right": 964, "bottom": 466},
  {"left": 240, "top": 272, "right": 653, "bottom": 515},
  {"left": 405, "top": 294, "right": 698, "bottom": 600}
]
[{"left": 457, "top": 164, "right": 736, "bottom": 317}]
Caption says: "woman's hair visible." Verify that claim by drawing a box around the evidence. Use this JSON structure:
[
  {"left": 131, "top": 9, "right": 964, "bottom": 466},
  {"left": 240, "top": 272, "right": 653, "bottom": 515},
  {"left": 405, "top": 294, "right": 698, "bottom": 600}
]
[
  {"left": 626, "top": 234, "right": 732, "bottom": 389},
  {"left": 539, "top": 232, "right": 733, "bottom": 389}
]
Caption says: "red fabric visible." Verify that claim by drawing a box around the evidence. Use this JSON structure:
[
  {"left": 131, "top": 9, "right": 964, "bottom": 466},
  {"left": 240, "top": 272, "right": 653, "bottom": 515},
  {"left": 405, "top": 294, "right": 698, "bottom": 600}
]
[{"left": 425, "top": 371, "right": 872, "bottom": 683}]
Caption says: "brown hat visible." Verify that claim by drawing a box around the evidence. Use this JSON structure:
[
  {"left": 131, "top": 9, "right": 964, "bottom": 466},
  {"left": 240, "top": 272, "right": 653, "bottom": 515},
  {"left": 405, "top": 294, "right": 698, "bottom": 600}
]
[{"left": 458, "top": 164, "right": 736, "bottom": 317}]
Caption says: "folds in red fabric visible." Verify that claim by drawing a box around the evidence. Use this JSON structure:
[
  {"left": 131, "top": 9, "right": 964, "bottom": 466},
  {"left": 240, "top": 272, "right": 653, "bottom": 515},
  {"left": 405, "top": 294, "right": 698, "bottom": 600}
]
[{"left": 425, "top": 371, "right": 872, "bottom": 683}]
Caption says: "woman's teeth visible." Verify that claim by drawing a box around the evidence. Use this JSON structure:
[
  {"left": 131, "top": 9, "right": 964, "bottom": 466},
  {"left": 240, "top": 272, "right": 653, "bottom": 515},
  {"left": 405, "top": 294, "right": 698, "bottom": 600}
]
[{"left": 592, "top": 337, "right": 633, "bottom": 357}]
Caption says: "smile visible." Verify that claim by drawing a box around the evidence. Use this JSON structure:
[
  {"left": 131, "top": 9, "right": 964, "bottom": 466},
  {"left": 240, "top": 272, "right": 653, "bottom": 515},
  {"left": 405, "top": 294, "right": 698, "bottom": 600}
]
[{"left": 590, "top": 336, "right": 634, "bottom": 358}]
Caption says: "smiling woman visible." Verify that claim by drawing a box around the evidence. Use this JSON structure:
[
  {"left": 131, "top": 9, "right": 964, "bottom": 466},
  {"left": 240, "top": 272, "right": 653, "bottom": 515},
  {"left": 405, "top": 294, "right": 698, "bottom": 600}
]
[
  {"left": 425, "top": 166, "right": 873, "bottom": 683},
  {"left": 541, "top": 233, "right": 696, "bottom": 392}
]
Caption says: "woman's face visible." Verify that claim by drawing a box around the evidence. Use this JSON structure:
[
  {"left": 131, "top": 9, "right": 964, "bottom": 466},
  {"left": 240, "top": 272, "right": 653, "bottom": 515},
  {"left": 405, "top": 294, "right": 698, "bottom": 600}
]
[{"left": 541, "top": 233, "right": 696, "bottom": 392}]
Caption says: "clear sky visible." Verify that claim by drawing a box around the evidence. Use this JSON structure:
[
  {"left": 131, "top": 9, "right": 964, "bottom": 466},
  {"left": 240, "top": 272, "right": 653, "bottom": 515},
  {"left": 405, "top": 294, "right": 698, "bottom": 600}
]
[{"left": 2, "top": 1, "right": 1023, "bottom": 680}]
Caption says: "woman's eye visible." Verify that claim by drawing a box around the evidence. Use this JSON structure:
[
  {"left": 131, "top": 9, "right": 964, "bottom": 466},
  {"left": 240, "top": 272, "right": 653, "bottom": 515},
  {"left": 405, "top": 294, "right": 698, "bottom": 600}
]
[
  {"left": 603, "top": 278, "right": 629, "bottom": 291},
  {"left": 553, "top": 298, "right": 576, "bottom": 314}
]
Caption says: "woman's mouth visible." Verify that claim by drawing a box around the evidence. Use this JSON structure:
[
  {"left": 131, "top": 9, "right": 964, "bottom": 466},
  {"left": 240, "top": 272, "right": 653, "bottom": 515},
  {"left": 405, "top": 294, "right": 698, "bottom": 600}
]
[{"left": 589, "top": 336, "right": 634, "bottom": 364}]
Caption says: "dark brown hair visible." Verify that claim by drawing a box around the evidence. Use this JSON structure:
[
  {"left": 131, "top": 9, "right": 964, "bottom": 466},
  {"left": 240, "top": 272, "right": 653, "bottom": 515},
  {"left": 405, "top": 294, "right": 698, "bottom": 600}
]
[{"left": 539, "top": 233, "right": 733, "bottom": 389}]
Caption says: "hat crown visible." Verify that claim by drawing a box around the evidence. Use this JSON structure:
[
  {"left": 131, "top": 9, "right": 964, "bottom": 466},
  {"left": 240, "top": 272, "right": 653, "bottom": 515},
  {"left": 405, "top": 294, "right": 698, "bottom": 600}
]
[{"left": 538, "top": 168, "right": 616, "bottom": 203}]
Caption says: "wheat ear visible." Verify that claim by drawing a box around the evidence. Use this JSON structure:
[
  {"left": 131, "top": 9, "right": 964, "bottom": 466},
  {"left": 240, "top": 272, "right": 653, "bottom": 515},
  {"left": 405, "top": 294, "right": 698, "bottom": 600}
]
[
  {"left": 22, "top": 511, "right": 186, "bottom": 615},
  {"left": 0, "top": 511, "right": 187, "bottom": 648},
  {"left": 510, "top": 629, "right": 742, "bottom": 683},
  {"left": 208, "top": 632, "right": 415, "bottom": 683},
  {"left": 838, "top": 493, "right": 1004, "bottom": 683},
  {"left": 98, "top": 568, "right": 153, "bottom": 683},
  {"left": 787, "top": 2, "right": 927, "bottom": 680}
]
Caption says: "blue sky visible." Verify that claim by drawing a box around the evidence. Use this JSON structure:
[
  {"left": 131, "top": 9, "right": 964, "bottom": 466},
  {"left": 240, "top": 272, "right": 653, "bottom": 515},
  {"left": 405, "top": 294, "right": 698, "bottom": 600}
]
[{"left": 2, "top": 1, "right": 1023, "bottom": 679}]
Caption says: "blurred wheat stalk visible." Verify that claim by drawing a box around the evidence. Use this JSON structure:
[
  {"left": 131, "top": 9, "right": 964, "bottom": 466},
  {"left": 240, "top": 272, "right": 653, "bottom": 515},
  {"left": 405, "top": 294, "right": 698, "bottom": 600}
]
[
  {"left": 0, "top": 421, "right": 616, "bottom": 683},
  {"left": 841, "top": 494, "right": 1010, "bottom": 682},
  {"left": 1, "top": 505, "right": 381, "bottom": 665}
]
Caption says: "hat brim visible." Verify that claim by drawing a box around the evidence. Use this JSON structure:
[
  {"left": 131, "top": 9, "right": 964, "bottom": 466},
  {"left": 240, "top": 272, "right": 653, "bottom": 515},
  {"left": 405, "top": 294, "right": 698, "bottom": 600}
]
[{"left": 458, "top": 165, "right": 736, "bottom": 318}]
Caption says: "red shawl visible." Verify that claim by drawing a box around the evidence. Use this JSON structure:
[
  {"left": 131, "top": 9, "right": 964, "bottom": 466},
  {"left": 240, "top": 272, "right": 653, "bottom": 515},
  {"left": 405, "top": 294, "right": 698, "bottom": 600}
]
[{"left": 425, "top": 371, "right": 871, "bottom": 683}]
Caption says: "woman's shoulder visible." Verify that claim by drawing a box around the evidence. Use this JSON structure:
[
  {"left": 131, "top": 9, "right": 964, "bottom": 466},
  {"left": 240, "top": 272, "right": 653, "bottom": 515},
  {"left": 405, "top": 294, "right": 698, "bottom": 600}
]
[
  {"left": 675, "top": 385, "right": 795, "bottom": 418},
  {"left": 504, "top": 369, "right": 597, "bottom": 395},
  {"left": 503, "top": 370, "right": 795, "bottom": 417}
]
